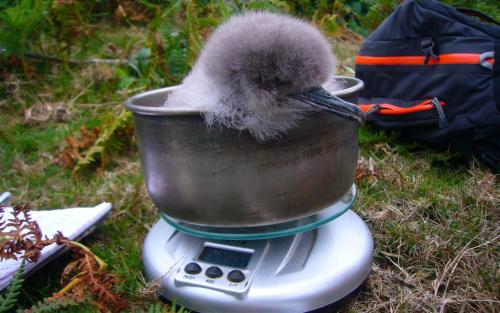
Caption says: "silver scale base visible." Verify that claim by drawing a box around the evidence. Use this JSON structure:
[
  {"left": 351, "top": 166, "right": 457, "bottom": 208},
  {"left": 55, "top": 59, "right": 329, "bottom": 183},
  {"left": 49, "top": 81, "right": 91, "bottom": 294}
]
[{"left": 143, "top": 204, "right": 373, "bottom": 313}]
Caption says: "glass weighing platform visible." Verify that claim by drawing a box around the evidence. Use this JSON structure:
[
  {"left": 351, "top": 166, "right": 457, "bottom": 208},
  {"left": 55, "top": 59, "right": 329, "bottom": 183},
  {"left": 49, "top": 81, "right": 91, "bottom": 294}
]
[{"left": 161, "top": 185, "right": 356, "bottom": 240}]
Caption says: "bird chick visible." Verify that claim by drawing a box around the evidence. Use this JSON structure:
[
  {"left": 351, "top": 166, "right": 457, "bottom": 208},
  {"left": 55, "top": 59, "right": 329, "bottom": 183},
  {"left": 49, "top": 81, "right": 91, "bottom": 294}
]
[{"left": 166, "top": 11, "right": 344, "bottom": 141}]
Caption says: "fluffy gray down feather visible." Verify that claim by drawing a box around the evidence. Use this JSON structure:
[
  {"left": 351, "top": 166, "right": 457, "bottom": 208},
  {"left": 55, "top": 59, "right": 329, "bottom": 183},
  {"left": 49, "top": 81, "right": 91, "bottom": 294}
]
[{"left": 165, "top": 11, "right": 338, "bottom": 141}]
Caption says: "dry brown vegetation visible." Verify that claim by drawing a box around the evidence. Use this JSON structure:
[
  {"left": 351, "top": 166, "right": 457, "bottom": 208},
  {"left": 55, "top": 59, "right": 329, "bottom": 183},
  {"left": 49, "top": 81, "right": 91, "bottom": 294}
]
[{"left": 346, "top": 145, "right": 499, "bottom": 313}]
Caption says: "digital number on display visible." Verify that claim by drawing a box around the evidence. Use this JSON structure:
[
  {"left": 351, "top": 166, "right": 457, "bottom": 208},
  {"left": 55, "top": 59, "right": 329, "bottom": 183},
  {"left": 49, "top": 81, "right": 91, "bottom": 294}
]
[{"left": 198, "top": 246, "right": 252, "bottom": 269}]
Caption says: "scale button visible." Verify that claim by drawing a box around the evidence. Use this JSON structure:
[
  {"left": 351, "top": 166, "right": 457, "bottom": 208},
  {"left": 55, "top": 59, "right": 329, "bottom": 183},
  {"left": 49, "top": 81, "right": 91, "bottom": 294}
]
[
  {"left": 184, "top": 262, "right": 202, "bottom": 275},
  {"left": 227, "top": 270, "right": 245, "bottom": 283},
  {"left": 205, "top": 266, "right": 223, "bottom": 278}
]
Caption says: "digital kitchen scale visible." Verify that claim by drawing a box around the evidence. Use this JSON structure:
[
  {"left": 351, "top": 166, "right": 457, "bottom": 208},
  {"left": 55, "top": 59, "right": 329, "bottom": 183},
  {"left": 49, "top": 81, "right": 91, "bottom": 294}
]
[{"left": 143, "top": 185, "right": 373, "bottom": 313}]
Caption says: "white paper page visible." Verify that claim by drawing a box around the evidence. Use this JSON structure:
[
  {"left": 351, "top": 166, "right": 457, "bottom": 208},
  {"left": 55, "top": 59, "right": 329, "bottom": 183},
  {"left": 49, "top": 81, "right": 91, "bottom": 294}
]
[{"left": 0, "top": 202, "right": 112, "bottom": 291}]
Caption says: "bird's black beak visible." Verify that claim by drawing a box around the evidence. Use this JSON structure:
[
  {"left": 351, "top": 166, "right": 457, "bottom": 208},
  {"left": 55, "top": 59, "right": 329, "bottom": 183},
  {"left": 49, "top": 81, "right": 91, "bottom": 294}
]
[{"left": 290, "top": 88, "right": 365, "bottom": 124}]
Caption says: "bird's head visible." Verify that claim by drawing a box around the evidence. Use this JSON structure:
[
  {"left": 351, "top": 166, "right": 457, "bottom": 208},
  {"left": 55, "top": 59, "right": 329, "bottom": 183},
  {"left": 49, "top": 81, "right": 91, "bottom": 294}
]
[{"left": 199, "top": 11, "right": 335, "bottom": 101}]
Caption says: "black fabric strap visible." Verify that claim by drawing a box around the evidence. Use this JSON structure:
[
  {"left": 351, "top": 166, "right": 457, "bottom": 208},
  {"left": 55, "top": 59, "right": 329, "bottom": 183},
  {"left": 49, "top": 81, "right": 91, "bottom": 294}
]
[{"left": 456, "top": 8, "right": 500, "bottom": 26}]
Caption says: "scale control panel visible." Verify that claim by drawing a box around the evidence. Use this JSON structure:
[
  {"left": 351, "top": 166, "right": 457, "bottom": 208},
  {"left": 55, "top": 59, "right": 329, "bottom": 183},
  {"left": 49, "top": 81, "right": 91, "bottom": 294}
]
[{"left": 174, "top": 240, "right": 268, "bottom": 295}]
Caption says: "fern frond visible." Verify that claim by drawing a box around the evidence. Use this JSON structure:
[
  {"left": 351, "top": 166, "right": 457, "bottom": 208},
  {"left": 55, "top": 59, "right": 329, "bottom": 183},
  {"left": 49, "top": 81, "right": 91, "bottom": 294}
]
[
  {"left": 73, "top": 110, "right": 133, "bottom": 175},
  {"left": 147, "top": 303, "right": 167, "bottom": 313},
  {"left": 167, "top": 301, "right": 189, "bottom": 313},
  {"left": 21, "top": 294, "right": 84, "bottom": 313},
  {"left": 145, "top": 301, "right": 190, "bottom": 313},
  {"left": 0, "top": 259, "right": 25, "bottom": 313}
]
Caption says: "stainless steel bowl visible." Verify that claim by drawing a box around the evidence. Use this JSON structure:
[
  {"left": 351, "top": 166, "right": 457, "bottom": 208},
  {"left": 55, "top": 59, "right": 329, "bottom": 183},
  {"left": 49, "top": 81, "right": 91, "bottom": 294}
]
[{"left": 125, "top": 76, "right": 364, "bottom": 227}]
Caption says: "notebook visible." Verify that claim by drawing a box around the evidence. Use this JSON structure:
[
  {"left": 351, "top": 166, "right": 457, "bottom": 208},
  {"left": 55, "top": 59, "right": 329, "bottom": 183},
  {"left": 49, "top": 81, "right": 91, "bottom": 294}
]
[{"left": 0, "top": 199, "right": 112, "bottom": 291}]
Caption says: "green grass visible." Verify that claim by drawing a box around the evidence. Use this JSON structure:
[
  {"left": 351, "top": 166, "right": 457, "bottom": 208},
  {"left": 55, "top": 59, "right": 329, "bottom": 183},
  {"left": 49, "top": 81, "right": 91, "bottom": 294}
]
[{"left": 1, "top": 1, "right": 499, "bottom": 312}]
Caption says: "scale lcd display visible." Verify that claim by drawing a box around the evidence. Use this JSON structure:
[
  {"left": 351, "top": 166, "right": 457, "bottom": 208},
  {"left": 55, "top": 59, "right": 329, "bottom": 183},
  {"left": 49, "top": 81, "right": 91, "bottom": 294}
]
[{"left": 198, "top": 246, "right": 252, "bottom": 269}]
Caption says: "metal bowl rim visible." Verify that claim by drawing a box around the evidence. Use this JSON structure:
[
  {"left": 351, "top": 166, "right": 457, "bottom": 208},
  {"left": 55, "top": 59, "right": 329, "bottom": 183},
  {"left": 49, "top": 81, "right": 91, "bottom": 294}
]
[{"left": 124, "top": 76, "right": 364, "bottom": 116}]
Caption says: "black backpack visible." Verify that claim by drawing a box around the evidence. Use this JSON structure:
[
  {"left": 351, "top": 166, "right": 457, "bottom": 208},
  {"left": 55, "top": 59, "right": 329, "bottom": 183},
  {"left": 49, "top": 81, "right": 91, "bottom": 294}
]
[{"left": 355, "top": 0, "right": 500, "bottom": 171}]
